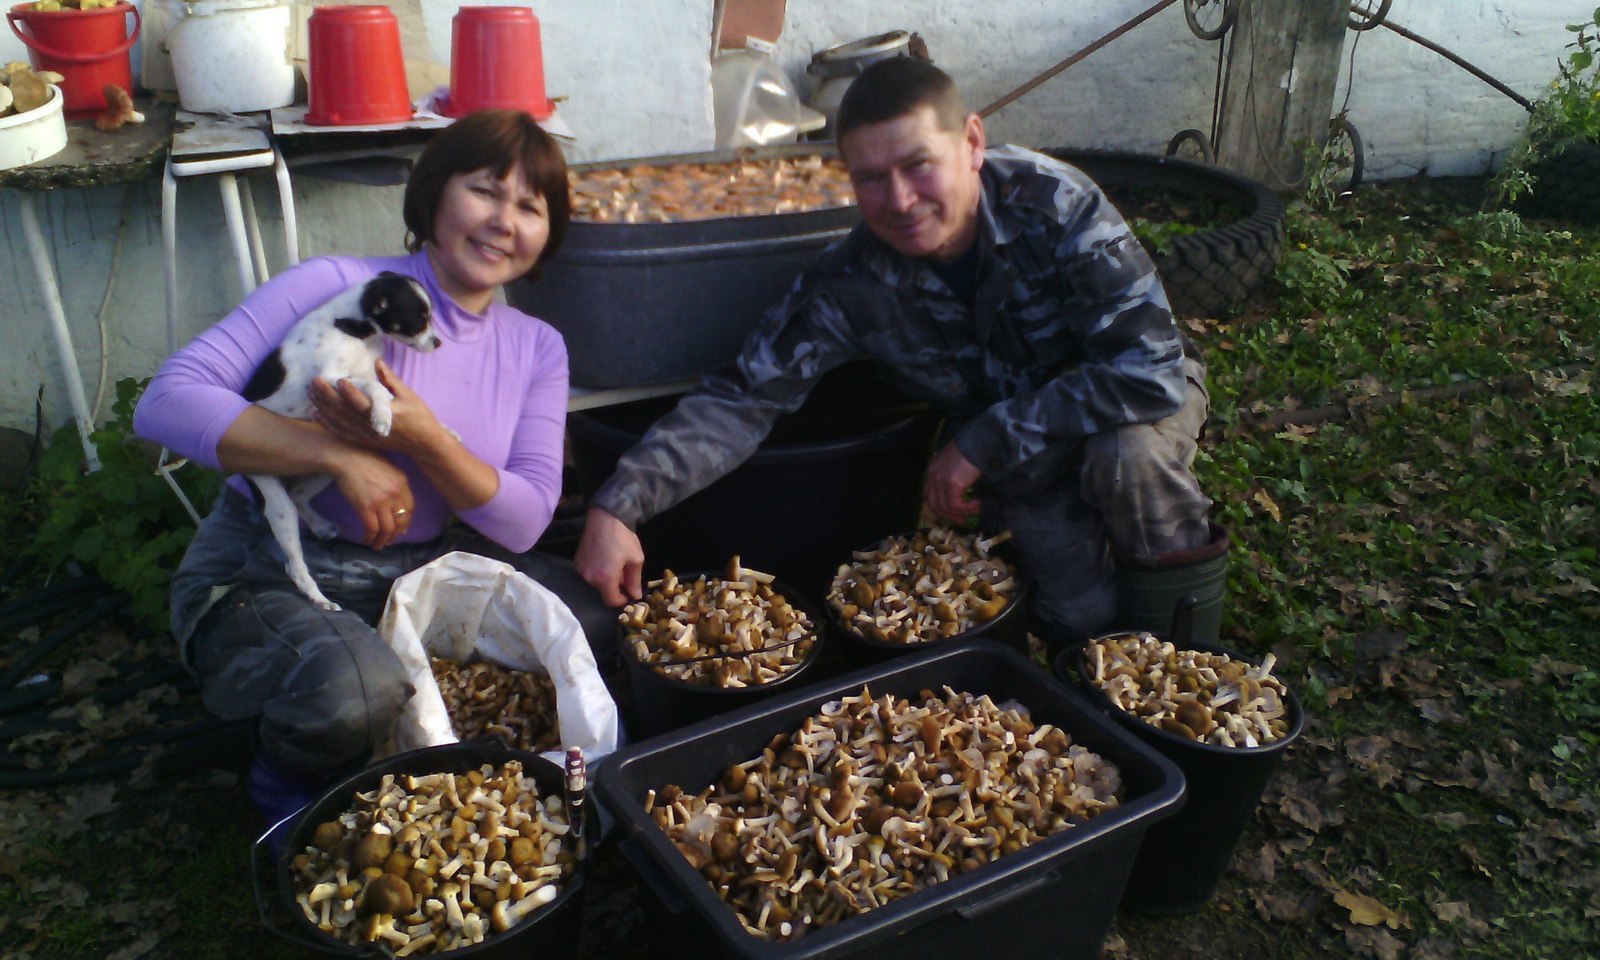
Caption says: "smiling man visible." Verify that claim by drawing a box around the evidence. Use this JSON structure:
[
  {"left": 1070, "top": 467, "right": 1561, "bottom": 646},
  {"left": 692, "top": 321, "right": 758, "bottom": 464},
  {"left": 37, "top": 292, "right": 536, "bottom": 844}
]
[{"left": 576, "top": 58, "right": 1224, "bottom": 645}]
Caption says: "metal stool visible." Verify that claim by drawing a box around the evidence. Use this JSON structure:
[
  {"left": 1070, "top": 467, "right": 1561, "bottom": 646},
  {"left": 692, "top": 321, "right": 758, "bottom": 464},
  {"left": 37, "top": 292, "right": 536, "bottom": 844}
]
[{"left": 159, "top": 112, "right": 300, "bottom": 520}]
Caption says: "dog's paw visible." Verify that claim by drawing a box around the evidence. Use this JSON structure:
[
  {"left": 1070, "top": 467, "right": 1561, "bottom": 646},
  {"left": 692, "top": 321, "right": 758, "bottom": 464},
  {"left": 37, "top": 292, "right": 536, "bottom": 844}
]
[
  {"left": 370, "top": 410, "right": 393, "bottom": 437},
  {"left": 306, "top": 516, "right": 340, "bottom": 540},
  {"left": 315, "top": 598, "right": 343, "bottom": 612}
]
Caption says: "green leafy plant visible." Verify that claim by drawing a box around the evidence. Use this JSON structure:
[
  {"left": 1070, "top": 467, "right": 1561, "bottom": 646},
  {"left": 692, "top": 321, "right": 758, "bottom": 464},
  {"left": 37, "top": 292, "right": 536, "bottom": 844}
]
[
  {"left": 27, "top": 378, "right": 221, "bottom": 631},
  {"left": 1492, "top": 8, "right": 1600, "bottom": 205}
]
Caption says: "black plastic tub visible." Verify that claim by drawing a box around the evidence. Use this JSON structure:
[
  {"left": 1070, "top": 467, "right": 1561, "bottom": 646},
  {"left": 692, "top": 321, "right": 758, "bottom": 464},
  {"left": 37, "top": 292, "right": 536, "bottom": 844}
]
[
  {"left": 620, "top": 574, "right": 830, "bottom": 741},
  {"left": 253, "top": 741, "right": 595, "bottom": 959},
  {"left": 595, "top": 642, "right": 1185, "bottom": 960},
  {"left": 1055, "top": 636, "right": 1304, "bottom": 914},
  {"left": 566, "top": 362, "right": 938, "bottom": 602},
  {"left": 507, "top": 144, "right": 859, "bottom": 388},
  {"left": 826, "top": 532, "right": 1033, "bottom": 666}
]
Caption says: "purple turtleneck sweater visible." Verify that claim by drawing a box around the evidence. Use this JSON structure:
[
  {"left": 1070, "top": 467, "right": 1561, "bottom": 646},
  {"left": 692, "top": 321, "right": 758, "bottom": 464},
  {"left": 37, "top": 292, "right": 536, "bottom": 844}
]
[{"left": 133, "top": 251, "right": 568, "bottom": 553}]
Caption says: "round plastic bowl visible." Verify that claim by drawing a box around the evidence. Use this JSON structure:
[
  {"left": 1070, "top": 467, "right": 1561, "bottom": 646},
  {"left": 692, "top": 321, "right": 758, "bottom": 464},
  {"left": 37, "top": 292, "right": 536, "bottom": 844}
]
[
  {"left": 619, "top": 573, "right": 828, "bottom": 741},
  {"left": 828, "top": 530, "right": 1033, "bottom": 665},
  {"left": 255, "top": 741, "right": 593, "bottom": 958},
  {"left": 0, "top": 83, "right": 66, "bottom": 171},
  {"left": 1057, "top": 636, "right": 1305, "bottom": 913},
  {"left": 304, "top": 5, "right": 412, "bottom": 126}
]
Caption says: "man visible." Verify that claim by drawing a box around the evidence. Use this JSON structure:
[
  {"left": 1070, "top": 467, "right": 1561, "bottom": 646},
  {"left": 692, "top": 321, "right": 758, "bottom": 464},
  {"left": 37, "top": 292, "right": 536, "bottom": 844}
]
[{"left": 575, "top": 57, "right": 1225, "bottom": 645}]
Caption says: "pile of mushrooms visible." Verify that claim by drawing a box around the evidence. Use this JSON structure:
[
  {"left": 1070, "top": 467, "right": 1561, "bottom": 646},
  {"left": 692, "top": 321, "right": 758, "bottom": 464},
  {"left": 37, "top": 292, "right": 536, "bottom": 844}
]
[
  {"left": 828, "top": 528, "right": 1019, "bottom": 644},
  {"left": 430, "top": 657, "right": 560, "bottom": 754},
  {"left": 619, "top": 557, "right": 817, "bottom": 688},
  {"left": 290, "top": 761, "right": 576, "bottom": 955},
  {"left": 647, "top": 685, "right": 1122, "bottom": 941},
  {"left": 1085, "top": 632, "right": 1292, "bottom": 747},
  {"left": 570, "top": 155, "right": 855, "bottom": 223}
]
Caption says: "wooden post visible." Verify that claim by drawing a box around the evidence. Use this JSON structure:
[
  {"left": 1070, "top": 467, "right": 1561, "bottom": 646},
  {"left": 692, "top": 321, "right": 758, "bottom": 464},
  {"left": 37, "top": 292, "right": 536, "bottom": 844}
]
[{"left": 1213, "top": 0, "right": 1348, "bottom": 191}]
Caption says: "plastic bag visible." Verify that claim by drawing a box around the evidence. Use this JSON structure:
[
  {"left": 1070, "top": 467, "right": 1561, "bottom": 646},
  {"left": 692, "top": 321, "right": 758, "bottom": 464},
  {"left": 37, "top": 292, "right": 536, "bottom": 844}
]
[
  {"left": 376, "top": 551, "right": 619, "bottom": 768},
  {"left": 711, "top": 48, "right": 825, "bottom": 148}
]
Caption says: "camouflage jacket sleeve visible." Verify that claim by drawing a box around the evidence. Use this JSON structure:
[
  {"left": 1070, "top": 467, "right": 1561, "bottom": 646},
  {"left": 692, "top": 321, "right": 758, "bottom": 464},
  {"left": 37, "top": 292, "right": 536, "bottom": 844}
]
[
  {"left": 588, "top": 258, "right": 863, "bottom": 528},
  {"left": 950, "top": 148, "right": 1189, "bottom": 490}
]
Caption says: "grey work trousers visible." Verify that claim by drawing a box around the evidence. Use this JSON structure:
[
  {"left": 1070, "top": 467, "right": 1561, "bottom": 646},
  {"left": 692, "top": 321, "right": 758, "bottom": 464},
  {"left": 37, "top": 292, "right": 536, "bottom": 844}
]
[
  {"left": 169, "top": 488, "right": 614, "bottom": 781},
  {"left": 980, "top": 358, "right": 1211, "bottom": 643}
]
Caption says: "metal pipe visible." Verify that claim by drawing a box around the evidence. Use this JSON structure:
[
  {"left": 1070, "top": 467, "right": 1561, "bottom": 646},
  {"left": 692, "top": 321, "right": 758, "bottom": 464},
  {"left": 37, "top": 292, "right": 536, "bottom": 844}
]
[
  {"left": 979, "top": 0, "right": 1181, "bottom": 119},
  {"left": 18, "top": 194, "right": 100, "bottom": 470},
  {"left": 1378, "top": 17, "right": 1533, "bottom": 112}
]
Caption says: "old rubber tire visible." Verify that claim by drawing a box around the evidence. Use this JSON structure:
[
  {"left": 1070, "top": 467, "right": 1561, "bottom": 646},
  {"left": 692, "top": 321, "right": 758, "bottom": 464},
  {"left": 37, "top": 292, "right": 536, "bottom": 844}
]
[
  {"left": 1515, "top": 140, "right": 1600, "bottom": 225},
  {"left": 1045, "top": 148, "right": 1287, "bottom": 319}
]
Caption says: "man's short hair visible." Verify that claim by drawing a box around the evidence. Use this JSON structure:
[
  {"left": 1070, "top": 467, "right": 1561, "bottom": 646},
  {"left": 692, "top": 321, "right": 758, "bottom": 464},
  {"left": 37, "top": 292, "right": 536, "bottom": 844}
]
[{"left": 835, "top": 58, "right": 968, "bottom": 142}]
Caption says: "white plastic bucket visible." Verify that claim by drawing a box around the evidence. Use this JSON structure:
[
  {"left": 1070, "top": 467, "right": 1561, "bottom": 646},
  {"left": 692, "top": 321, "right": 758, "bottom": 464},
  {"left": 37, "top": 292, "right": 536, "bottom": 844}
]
[
  {"left": 0, "top": 83, "right": 67, "bottom": 171},
  {"left": 166, "top": 0, "right": 295, "bottom": 113}
]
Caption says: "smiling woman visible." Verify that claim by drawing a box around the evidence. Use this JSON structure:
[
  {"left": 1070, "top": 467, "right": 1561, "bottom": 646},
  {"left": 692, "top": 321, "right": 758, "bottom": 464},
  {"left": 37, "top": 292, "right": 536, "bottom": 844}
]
[{"left": 131, "top": 110, "right": 617, "bottom": 847}]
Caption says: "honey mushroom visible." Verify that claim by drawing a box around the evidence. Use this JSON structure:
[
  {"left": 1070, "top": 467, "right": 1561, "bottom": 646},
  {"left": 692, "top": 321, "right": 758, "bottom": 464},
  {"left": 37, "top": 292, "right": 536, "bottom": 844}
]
[
  {"left": 828, "top": 527, "right": 1019, "bottom": 644},
  {"left": 291, "top": 762, "right": 576, "bottom": 955},
  {"left": 646, "top": 685, "right": 1123, "bottom": 941},
  {"left": 1085, "top": 632, "right": 1292, "bottom": 747},
  {"left": 619, "top": 556, "right": 817, "bottom": 688},
  {"left": 430, "top": 657, "right": 560, "bottom": 754},
  {"left": 570, "top": 155, "right": 855, "bottom": 223}
]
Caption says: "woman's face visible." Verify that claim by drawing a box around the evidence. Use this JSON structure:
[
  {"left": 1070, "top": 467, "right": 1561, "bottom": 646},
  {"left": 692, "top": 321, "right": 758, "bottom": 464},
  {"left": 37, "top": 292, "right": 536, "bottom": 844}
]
[{"left": 427, "top": 164, "right": 549, "bottom": 313}]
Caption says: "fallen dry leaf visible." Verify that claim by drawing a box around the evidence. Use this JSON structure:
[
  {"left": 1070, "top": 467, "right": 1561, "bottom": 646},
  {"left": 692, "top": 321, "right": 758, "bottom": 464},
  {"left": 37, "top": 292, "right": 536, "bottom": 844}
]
[
  {"left": 1254, "top": 888, "right": 1319, "bottom": 922},
  {"left": 1335, "top": 889, "right": 1409, "bottom": 929},
  {"left": 1345, "top": 925, "right": 1407, "bottom": 960},
  {"left": 1415, "top": 698, "right": 1465, "bottom": 725},
  {"left": 1253, "top": 488, "right": 1282, "bottom": 522}
]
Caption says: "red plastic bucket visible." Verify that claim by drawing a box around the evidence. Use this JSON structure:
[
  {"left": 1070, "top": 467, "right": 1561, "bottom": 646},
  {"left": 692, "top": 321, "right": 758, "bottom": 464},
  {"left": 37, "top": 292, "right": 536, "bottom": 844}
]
[
  {"left": 7, "top": 1, "right": 141, "bottom": 118},
  {"left": 442, "top": 5, "right": 552, "bottom": 120},
  {"left": 304, "top": 5, "right": 412, "bottom": 126}
]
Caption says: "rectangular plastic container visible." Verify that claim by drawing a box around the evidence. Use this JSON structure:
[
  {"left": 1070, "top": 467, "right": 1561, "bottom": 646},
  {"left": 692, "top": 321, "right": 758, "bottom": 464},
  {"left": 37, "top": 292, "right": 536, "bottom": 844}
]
[
  {"left": 595, "top": 641, "right": 1185, "bottom": 960},
  {"left": 505, "top": 144, "right": 858, "bottom": 389}
]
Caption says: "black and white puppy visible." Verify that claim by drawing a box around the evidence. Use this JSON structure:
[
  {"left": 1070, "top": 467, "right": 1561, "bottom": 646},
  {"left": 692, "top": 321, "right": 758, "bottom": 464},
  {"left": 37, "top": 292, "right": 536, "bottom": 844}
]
[{"left": 241, "top": 271, "right": 439, "bottom": 611}]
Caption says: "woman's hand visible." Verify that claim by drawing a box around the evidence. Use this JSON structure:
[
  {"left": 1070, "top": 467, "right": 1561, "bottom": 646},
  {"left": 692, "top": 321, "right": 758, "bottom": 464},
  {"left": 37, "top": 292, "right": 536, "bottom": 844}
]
[
  {"left": 922, "top": 440, "right": 984, "bottom": 522},
  {"left": 329, "top": 447, "right": 416, "bottom": 549},
  {"left": 576, "top": 507, "right": 646, "bottom": 607},
  {"left": 311, "top": 360, "right": 451, "bottom": 458}
]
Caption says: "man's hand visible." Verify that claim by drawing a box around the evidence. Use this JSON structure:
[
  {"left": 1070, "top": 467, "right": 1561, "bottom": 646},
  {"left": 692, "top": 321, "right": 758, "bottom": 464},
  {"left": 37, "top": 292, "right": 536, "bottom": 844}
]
[
  {"left": 575, "top": 507, "right": 646, "bottom": 606},
  {"left": 922, "top": 441, "right": 983, "bottom": 522}
]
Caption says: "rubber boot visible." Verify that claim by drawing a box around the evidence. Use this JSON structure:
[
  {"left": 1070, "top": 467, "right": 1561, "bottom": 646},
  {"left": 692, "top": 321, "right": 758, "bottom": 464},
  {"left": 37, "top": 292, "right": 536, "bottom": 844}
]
[
  {"left": 1111, "top": 524, "right": 1230, "bottom": 646},
  {"left": 247, "top": 753, "right": 322, "bottom": 859}
]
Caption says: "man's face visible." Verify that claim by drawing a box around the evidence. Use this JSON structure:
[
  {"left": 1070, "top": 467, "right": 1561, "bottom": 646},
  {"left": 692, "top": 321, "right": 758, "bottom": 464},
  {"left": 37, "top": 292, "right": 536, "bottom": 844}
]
[{"left": 841, "top": 105, "right": 986, "bottom": 262}]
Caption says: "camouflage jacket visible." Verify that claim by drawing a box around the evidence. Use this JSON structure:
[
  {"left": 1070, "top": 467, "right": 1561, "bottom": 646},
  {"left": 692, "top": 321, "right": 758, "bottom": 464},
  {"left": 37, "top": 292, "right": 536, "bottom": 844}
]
[{"left": 592, "top": 144, "right": 1201, "bottom": 527}]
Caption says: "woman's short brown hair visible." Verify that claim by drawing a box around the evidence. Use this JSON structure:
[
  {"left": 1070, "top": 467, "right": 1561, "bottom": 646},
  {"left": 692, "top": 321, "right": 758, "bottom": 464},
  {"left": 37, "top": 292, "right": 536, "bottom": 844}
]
[{"left": 403, "top": 110, "right": 571, "bottom": 282}]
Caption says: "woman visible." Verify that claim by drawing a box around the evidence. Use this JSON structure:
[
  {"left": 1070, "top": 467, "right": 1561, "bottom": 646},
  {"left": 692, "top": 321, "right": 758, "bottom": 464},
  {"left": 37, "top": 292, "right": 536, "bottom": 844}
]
[{"left": 134, "top": 110, "right": 607, "bottom": 828}]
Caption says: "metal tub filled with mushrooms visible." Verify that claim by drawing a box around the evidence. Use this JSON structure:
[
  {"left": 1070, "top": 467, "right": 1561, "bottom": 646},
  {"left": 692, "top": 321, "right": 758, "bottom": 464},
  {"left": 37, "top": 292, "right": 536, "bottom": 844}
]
[
  {"left": 505, "top": 144, "right": 859, "bottom": 389},
  {"left": 595, "top": 641, "right": 1183, "bottom": 960},
  {"left": 1058, "top": 632, "right": 1305, "bottom": 914},
  {"left": 257, "top": 741, "right": 596, "bottom": 959}
]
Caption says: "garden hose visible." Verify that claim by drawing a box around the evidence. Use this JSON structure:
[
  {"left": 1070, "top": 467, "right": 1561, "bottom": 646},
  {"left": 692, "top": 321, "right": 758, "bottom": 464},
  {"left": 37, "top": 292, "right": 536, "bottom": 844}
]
[
  {"left": 0, "top": 575, "right": 105, "bottom": 631},
  {"left": 0, "top": 716, "right": 254, "bottom": 788},
  {"left": 0, "top": 593, "right": 129, "bottom": 692},
  {"left": 0, "top": 676, "right": 61, "bottom": 716},
  {"left": 0, "top": 553, "right": 34, "bottom": 592}
]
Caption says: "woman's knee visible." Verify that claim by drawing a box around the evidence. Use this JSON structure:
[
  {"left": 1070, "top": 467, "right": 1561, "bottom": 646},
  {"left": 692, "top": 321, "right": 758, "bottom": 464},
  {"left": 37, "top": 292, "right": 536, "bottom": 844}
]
[{"left": 194, "top": 585, "right": 414, "bottom": 776}]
